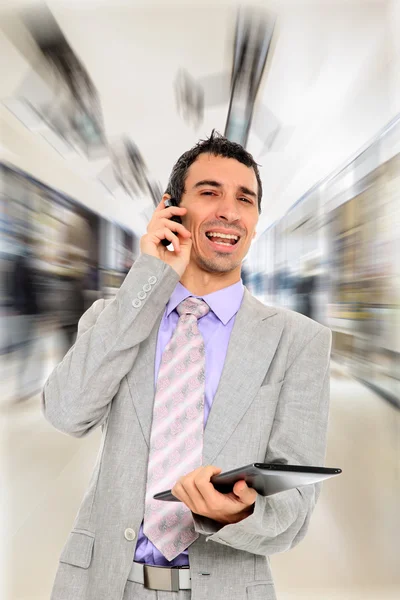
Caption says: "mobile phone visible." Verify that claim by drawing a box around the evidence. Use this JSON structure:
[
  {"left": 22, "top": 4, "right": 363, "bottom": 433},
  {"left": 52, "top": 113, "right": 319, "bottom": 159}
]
[{"left": 161, "top": 198, "right": 182, "bottom": 247}]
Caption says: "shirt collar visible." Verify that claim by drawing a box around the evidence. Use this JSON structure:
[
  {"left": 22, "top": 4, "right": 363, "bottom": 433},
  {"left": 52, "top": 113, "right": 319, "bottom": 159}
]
[{"left": 166, "top": 280, "right": 244, "bottom": 325}]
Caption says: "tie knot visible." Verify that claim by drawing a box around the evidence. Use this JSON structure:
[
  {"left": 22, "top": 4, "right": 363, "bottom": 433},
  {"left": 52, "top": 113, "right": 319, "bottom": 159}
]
[{"left": 177, "top": 297, "right": 210, "bottom": 320}]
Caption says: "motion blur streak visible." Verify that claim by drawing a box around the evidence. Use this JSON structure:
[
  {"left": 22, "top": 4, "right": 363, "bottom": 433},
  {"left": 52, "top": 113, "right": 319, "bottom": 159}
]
[{"left": 0, "top": 2, "right": 399, "bottom": 600}]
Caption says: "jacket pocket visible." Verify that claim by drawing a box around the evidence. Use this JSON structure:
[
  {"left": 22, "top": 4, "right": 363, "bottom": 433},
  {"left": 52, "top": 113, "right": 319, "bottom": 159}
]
[
  {"left": 59, "top": 529, "right": 95, "bottom": 569},
  {"left": 246, "top": 582, "right": 277, "bottom": 600}
]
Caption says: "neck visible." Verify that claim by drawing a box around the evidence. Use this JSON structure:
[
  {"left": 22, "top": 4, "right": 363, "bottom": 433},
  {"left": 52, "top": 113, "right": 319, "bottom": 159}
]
[{"left": 179, "top": 263, "right": 241, "bottom": 295}]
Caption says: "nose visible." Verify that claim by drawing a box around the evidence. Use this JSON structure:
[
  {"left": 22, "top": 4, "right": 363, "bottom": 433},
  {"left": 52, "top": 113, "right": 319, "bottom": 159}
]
[{"left": 215, "top": 194, "right": 241, "bottom": 223}]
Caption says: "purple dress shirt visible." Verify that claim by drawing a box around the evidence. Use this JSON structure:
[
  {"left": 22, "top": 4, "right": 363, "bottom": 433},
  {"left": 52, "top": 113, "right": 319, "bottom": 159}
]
[{"left": 134, "top": 279, "right": 244, "bottom": 567}]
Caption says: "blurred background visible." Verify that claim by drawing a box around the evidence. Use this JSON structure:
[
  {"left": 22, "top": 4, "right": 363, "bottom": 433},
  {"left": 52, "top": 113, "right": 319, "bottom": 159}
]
[{"left": 0, "top": 1, "right": 399, "bottom": 599}]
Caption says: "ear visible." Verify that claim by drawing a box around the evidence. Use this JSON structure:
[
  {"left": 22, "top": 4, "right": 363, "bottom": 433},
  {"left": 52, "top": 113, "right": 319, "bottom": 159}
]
[{"left": 252, "top": 230, "right": 257, "bottom": 240}]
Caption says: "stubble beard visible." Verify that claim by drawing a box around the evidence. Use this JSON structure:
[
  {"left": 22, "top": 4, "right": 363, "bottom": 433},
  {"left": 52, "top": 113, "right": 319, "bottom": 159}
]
[{"left": 195, "top": 252, "right": 242, "bottom": 274}]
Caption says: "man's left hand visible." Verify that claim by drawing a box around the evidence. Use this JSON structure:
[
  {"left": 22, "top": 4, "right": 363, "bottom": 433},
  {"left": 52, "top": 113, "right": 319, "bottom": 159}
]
[{"left": 171, "top": 465, "right": 257, "bottom": 525}]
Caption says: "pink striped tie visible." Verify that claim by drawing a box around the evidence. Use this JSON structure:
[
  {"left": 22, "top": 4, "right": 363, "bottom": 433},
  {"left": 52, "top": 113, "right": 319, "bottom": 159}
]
[{"left": 143, "top": 297, "right": 210, "bottom": 561}]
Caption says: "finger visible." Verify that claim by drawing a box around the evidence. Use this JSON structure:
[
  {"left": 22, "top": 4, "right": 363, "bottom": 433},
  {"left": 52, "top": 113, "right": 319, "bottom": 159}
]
[
  {"left": 197, "top": 465, "right": 223, "bottom": 481},
  {"left": 159, "top": 218, "right": 191, "bottom": 238},
  {"left": 186, "top": 466, "right": 207, "bottom": 476},
  {"left": 181, "top": 477, "right": 210, "bottom": 515},
  {"left": 192, "top": 466, "right": 223, "bottom": 504},
  {"left": 191, "top": 476, "right": 218, "bottom": 510},
  {"left": 232, "top": 480, "right": 257, "bottom": 506},
  {"left": 206, "top": 465, "right": 223, "bottom": 475},
  {"left": 158, "top": 206, "right": 188, "bottom": 222},
  {"left": 172, "top": 481, "right": 197, "bottom": 512},
  {"left": 173, "top": 467, "right": 210, "bottom": 511},
  {"left": 155, "top": 198, "right": 185, "bottom": 214},
  {"left": 155, "top": 198, "right": 168, "bottom": 212},
  {"left": 153, "top": 228, "right": 181, "bottom": 253},
  {"left": 183, "top": 482, "right": 206, "bottom": 513}
]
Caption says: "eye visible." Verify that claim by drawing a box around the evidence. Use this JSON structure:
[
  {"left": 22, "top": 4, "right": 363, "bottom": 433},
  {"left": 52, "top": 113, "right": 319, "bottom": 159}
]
[
  {"left": 201, "top": 191, "right": 216, "bottom": 196},
  {"left": 239, "top": 197, "right": 252, "bottom": 204}
]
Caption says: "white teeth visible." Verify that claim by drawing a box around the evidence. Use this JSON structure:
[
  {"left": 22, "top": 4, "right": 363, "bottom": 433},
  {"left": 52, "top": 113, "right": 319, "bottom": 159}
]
[{"left": 206, "top": 232, "right": 239, "bottom": 240}]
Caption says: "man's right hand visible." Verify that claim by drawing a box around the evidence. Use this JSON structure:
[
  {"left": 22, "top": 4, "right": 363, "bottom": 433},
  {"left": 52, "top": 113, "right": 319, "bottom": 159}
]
[{"left": 140, "top": 198, "right": 192, "bottom": 278}]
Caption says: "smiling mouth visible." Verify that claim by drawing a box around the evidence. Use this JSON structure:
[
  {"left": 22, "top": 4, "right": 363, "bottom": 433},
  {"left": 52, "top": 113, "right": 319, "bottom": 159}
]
[{"left": 205, "top": 232, "right": 240, "bottom": 247}]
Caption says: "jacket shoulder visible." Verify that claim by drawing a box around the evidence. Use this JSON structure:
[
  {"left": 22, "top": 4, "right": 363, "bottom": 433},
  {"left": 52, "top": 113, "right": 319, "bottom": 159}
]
[
  {"left": 246, "top": 291, "right": 331, "bottom": 353},
  {"left": 247, "top": 291, "right": 323, "bottom": 329},
  {"left": 272, "top": 304, "right": 327, "bottom": 335}
]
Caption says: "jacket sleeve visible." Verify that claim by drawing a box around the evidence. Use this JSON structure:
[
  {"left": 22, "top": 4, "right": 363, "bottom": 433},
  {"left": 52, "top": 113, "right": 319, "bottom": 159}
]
[
  {"left": 193, "top": 325, "right": 332, "bottom": 557},
  {"left": 42, "top": 253, "right": 180, "bottom": 438}
]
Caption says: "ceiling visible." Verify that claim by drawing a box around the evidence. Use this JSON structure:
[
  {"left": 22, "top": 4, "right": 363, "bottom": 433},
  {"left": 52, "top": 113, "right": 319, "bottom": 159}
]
[{"left": 0, "top": 0, "right": 396, "bottom": 237}]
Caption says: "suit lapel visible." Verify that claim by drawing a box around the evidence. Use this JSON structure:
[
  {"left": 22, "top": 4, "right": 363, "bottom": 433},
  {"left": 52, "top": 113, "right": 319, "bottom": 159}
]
[
  {"left": 127, "top": 312, "right": 163, "bottom": 447},
  {"left": 203, "top": 290, "right": 282, "bottom": 465},
  {"left": 127, "top": 290, "right": 283, "bottom": 462}
]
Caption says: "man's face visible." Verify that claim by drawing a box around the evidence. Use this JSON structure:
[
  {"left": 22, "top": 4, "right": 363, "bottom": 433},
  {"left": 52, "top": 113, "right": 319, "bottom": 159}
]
[{"left": 179, "top": 153, "right": 259, "bottom": 274}]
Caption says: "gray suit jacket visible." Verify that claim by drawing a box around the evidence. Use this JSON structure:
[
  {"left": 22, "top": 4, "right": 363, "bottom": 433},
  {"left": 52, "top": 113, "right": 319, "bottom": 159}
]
[{"left": 42, "top": 253, "right": 332, "bottom": 600}]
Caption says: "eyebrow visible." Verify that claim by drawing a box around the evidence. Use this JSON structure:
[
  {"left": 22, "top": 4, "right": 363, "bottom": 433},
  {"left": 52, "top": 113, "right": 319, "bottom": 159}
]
[
  {"left": 193, "top": 180, "right": 257, "bottom": 199},
  {"left": 193, "top": 180, "right": 222, "bottom": 190},
  {"left": 238, "top": 185, "right": 257, "bottom": 199}
]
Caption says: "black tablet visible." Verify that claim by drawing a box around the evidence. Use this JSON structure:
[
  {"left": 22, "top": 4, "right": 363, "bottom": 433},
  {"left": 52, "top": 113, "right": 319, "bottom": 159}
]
[{"left": 153, "top": 463, "right": 342, "bottom": 502}]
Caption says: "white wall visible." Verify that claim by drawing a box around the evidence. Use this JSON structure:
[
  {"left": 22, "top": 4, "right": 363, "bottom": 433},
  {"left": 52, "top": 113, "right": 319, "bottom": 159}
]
[{"left": 254, "top": 0, "right": 397, "bottom": 235}]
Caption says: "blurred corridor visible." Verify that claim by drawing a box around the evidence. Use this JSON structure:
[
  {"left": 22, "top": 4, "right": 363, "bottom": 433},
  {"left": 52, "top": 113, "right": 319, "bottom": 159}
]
[{"left": 1, "top": 1, "right": 400, "bottom": 599}]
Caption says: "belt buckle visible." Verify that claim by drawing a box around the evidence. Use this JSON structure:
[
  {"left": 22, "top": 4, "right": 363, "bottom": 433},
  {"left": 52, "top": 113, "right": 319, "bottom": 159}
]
[{"left": 143, "top": 564, "right": 180, "bottom": 592}]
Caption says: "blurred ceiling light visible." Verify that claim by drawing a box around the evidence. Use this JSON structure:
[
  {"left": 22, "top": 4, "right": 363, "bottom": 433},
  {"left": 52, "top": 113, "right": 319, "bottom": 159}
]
[
  {"left": 109, "top": 137, "right": 152, "bottom": 200},
  {"left": 174, "top": 69, "right": 204, "bottom": 129},
  {"left": 2, "top": 97, "right": 44, "bottom": 131},
  {"left": 173, "top": 8, "right": 291, "bottom": 154},
  {"left": 21, "top": 3, "right": 107, "bottom": 159},
  {"left": 2, "top": 97, "right": 75, "bottom": 158},
  {"left": 97, "top": 163, "right": 119, "bottom": 195},
  {"left": 39, "top": 127, "right": 75, "bottom": 158},
  {"left": 225, "top": 7, "right": 276, "bottom": 147}
]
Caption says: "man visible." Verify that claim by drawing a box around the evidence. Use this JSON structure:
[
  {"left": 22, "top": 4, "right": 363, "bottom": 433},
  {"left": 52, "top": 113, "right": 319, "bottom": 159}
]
[{"left": 43, "top": 131, "right": 332, "bottom": 600}]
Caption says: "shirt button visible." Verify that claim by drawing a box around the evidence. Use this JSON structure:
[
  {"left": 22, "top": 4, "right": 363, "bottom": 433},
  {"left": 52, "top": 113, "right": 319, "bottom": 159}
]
[
  {"left": 143, "top": 283, "right": 151, "bottom": 292},
  {"left": 132, "top": 299, "right": 142, "bottom": 308},
  {"left": 137, "top": 291, "right": 147, "bottom": 300},
  {"left": 148, "top": 276, "right": 157, "bottom": 285},
  {"left": 124, "top": 528, "right": 136, "bottom": 541}
]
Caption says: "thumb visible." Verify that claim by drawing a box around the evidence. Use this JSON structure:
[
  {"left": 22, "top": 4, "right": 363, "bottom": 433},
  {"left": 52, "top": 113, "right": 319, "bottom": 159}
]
[{"left": 233, "top": 480, "right": 257, "bottom": 505}]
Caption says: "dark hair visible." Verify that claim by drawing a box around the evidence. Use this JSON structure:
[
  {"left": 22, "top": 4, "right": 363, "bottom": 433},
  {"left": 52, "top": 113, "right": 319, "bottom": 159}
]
[{"left": 165, "top": 130, "right": 262, "bottom": 213}]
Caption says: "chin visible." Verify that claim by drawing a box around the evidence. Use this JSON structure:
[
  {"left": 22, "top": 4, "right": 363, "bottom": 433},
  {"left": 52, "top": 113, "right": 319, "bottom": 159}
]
[{"left": 196, "top": 253, "right": 242, "bottom": 274}]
